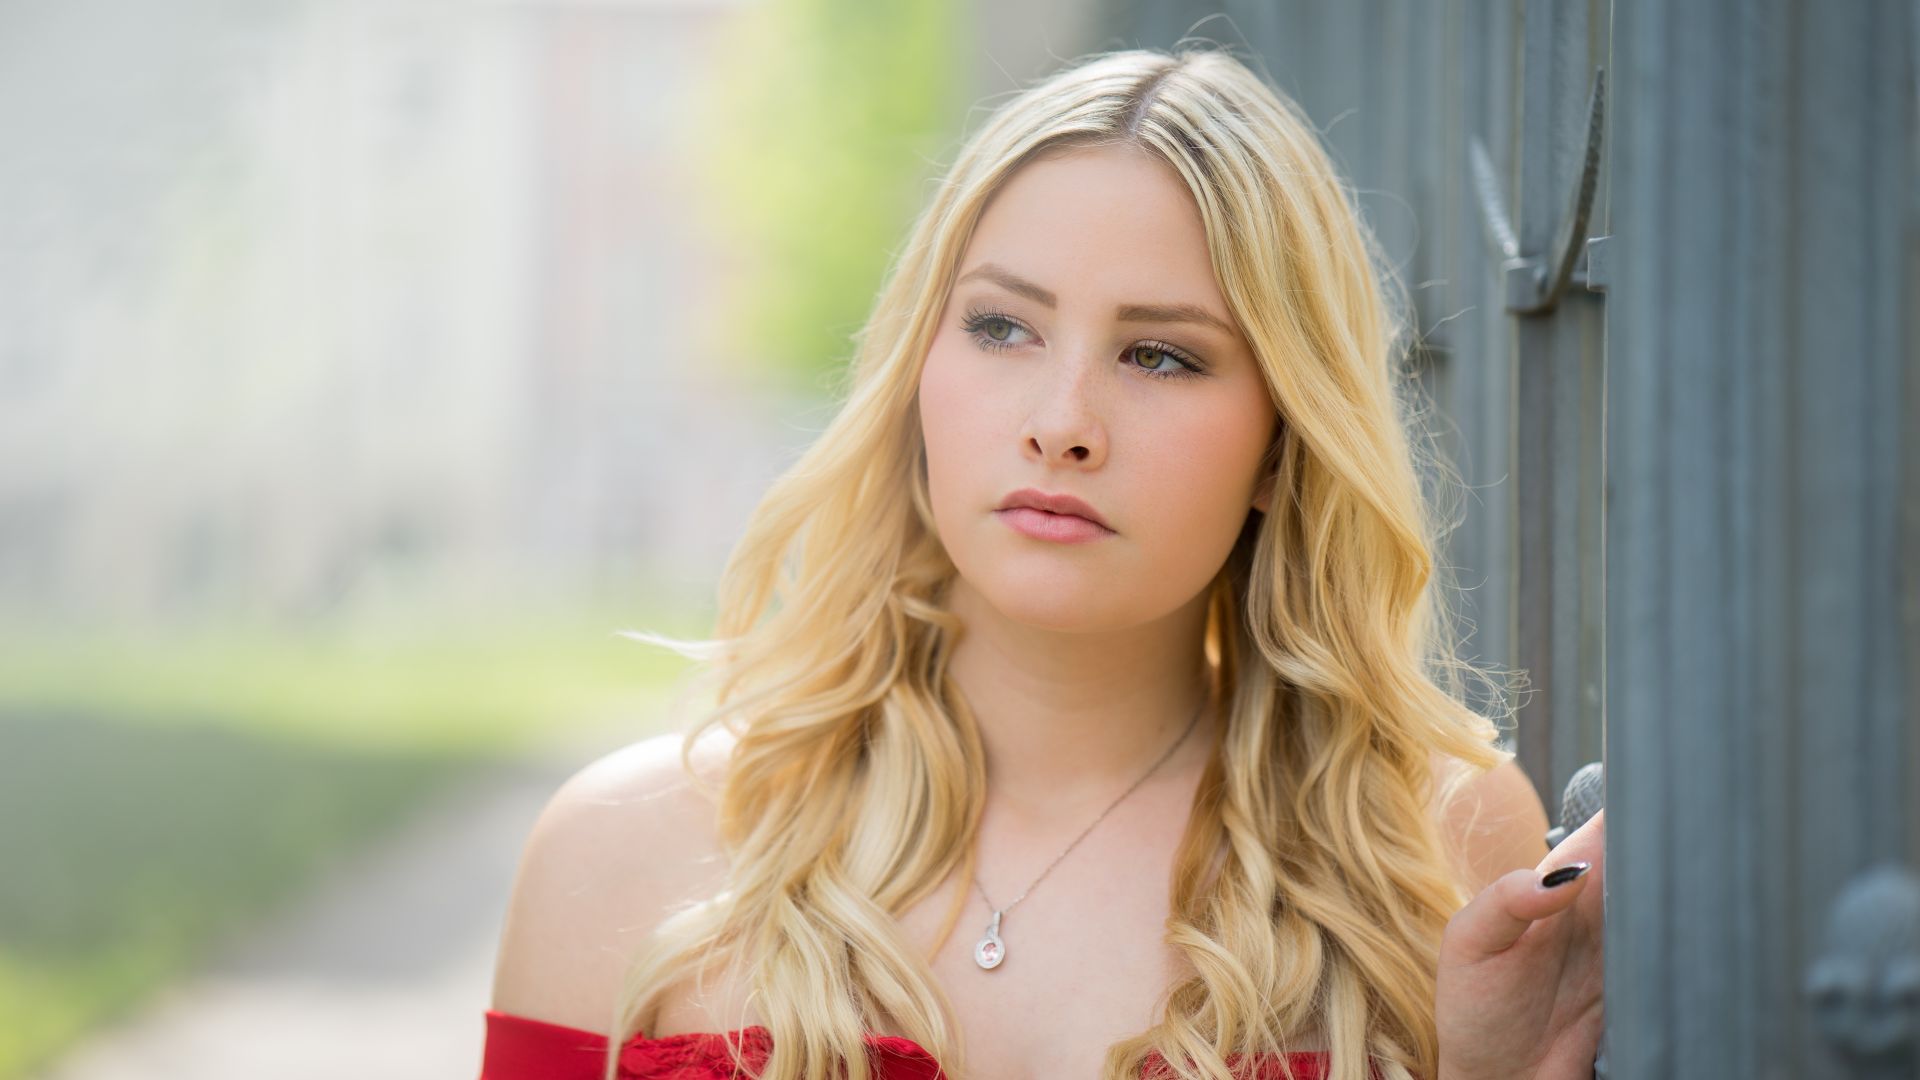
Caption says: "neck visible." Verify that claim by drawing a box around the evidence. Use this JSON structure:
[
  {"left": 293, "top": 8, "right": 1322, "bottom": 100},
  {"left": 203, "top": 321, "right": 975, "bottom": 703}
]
[{"left": 943, "top": 576, "right": 1218, "bottom": 824}]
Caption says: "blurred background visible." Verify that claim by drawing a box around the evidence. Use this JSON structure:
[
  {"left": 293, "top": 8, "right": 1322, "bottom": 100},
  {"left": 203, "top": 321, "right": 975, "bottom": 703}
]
[{"left": 0, "top": 0, "right": 1103, "bottom": 1075}]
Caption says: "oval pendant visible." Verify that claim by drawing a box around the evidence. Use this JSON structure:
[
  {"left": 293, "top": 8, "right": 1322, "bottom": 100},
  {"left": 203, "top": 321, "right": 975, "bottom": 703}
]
[{"left": 973, "top": 911, "right": 1005, "bottom": 969}]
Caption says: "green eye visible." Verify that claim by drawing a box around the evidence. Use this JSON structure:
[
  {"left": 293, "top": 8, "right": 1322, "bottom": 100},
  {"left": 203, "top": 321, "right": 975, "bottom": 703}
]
[
  {"left": 1129, "top": 344, "right": 1203, "bottom": 379},
  {"left": 957, "top": 306, "right": 1207, "bottom": 381}
]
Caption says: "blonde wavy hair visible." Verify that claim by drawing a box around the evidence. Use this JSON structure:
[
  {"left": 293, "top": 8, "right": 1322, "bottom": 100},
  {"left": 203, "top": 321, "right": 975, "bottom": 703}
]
[{"left": 608, "top": 44, "right": 1517, "bottom": 1080}]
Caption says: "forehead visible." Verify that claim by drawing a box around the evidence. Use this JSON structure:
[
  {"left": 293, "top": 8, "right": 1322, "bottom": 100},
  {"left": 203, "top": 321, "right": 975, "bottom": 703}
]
[{"left": 961, "top": 144, "right": 1226, "bottom": 314}]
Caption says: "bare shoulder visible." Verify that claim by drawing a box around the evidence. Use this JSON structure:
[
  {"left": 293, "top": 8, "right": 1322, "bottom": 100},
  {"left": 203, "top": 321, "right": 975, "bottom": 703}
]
[
  {"left": 1426, "top": 747, "right": 1552, "bottom": 897},
  {"left": 488, "top": 725, "right": 736, "bottom": 1031}
]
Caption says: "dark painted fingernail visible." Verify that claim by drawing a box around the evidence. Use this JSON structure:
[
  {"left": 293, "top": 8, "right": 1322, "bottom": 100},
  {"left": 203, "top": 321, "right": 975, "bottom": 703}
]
[{"left": 1541, "top": 862, "right": 1591, "bottom": 888}]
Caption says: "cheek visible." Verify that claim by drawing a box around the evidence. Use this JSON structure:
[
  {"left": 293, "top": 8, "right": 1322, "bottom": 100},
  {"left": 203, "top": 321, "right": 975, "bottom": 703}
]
[
  {"left": 1132, "top": 400, "right": 1271, "bottom": 522},
  {"left": 1119, "top": 404, "right": 1269, "bottom": 601},
  {"left": 917, "top": 341, "right": 991, "bottom": 504}
]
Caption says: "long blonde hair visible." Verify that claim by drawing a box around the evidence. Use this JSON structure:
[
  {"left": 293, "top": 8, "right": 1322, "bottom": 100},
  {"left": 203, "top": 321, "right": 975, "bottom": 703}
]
[{"left": 609, "top": 45, "right": 1516, "bottom": 1080}]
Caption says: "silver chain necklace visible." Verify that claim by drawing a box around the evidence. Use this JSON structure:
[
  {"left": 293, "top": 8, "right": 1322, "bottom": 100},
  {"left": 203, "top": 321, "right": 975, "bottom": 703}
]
[{"left": 971, "top": 695, "right": 1208, "bottom": 971}]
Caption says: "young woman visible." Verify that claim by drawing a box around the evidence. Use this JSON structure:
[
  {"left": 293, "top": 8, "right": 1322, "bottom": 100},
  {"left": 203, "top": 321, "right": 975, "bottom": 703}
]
[{"left": 481, "top": 46, "right": 1606, "bottom": 1080}]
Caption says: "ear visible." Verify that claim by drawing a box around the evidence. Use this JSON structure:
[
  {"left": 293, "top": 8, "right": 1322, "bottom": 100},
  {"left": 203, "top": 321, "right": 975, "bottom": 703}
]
[{"left": 1251, "top": 469, "right": 1275, "bottom": 515}]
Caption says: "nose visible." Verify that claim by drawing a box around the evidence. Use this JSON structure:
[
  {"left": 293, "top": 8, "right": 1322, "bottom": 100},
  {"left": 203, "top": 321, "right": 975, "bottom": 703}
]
[{"left": 1020, "top": 345, "right": 1109, "bottom": 468}]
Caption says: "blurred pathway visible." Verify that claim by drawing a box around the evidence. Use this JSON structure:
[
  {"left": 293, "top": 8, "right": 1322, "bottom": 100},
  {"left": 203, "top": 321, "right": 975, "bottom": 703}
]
[{"left": 35, "top": 726, "right": 624, "bottom": 1080}]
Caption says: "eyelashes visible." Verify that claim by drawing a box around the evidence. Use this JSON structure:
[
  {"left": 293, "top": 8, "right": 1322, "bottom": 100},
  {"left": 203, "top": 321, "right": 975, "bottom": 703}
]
[{"left": 957, "top": 305, "right": 1208, "bottom": 381}]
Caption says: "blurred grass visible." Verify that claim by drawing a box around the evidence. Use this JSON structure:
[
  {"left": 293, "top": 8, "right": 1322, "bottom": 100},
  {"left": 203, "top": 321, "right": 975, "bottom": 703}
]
[
  {"left": 0, "top": 599, "right": 711, "bottom": 1078},
  {"left": 0, "top": 602, "right": 708, "bottom": 755}
]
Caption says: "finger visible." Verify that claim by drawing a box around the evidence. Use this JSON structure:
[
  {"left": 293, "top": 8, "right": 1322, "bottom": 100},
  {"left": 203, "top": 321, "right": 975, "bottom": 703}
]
[
  {"left": 1446, "top": 859, "right": 1594, "bottom": 959},
  {"left": 1538, "top": 808, "right": 1605, "bottom": 928},
  {"left": 1538, "top": 807, "right": 1604, "bottom": 879}
]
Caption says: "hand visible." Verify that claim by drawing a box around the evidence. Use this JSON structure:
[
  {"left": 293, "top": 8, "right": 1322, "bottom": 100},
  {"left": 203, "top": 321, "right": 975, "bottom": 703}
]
[{"left": 1435, "top": 808, "right": 1605, "bottom": 1080}]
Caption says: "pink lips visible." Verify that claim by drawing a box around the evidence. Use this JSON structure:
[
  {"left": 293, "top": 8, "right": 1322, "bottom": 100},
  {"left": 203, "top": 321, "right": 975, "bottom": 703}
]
[
  {"left": 995, "top": 506, "right": 1114, "bottom": 543},
  {"left": 993, "top": 487, "right": 1115, "bottom": 544}
]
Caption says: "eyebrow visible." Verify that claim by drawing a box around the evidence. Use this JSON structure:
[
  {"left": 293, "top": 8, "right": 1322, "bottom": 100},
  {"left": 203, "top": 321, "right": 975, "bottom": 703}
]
[{"left": 954, "top": 261, "right": 1239, "bottom": 337}]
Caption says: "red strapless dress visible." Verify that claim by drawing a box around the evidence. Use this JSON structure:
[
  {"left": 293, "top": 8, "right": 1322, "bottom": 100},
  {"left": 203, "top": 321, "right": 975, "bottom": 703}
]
[{"left": 481, "top": 1009, "right": 1338, "bottom": 1079}]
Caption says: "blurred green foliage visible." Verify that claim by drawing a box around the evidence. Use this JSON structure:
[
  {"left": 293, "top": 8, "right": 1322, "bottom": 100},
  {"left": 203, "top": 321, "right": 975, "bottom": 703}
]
[
  {"left": 690, "top": 0, "right": 967, "bottom": 392},
  {"left": 0, "top": 602, "right": 705, "bottom": 1077}
]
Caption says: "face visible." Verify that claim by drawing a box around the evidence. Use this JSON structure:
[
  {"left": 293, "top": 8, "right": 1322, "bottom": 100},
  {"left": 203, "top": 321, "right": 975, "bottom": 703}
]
[{"left": 916, "top": 143, "right": 1280, "bottom": 632}]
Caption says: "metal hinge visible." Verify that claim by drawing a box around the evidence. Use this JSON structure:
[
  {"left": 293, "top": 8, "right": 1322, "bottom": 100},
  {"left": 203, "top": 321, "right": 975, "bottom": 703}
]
[{"left": 1470, "top": 66, "right": 1609, "bottom": 314}]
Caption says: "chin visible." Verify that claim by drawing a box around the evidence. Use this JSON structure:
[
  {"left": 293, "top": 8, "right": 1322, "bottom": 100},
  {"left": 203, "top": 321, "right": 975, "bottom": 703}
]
[{"left": 976, "top": 571, "right": 1137, "bottom": 633}]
